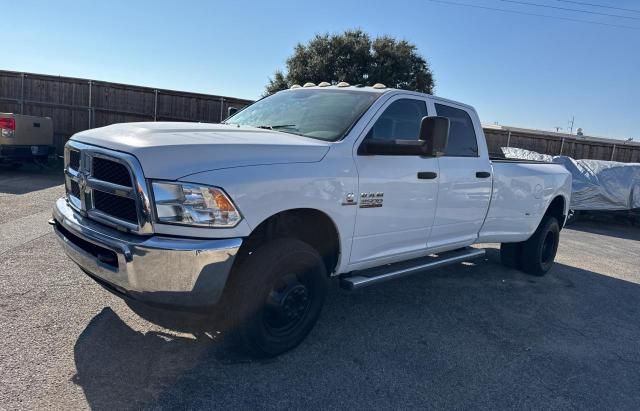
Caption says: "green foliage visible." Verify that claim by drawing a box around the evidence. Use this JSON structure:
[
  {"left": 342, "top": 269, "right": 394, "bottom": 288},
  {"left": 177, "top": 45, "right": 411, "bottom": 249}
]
[{"left": 265, "top": 29, "right": 434, "bottom": 96}]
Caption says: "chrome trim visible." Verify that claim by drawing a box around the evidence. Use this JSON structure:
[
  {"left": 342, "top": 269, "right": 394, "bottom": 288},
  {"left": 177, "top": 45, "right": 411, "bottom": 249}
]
[
  {"left": 87, "top": 177, "right": 134, "bottom": 198},
  {"left": 64, "top": 140, "right": 154, "bottom": 234},
  {"left": 87, "top": 209, "right": 140, "bottom": 233},
  {"left": 53, "top": 198, "right": 242, "bottom": 307}
]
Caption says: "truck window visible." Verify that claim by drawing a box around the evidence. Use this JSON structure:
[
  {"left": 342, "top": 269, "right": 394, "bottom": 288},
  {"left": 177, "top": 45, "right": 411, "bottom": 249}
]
[
  {"left": 434, "top": 103, "right": 479, "bottom": 157},
  {"left": 365, "top": 99, "right": 427, "bottom": 141}
]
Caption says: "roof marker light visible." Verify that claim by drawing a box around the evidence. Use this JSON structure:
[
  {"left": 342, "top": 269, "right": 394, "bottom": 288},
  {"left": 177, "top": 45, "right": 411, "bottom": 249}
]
[
  {"left": 372, "top": 83, "right": 387, "bottom": 89},
  {"left": 303, "top": 82, "right": 316, "bottom": 87},
  {"left": 318, "top": 81, "right": 331, "bottom": 87},
  {"left": 290, "top": 84, "right": 301, "bottom": 89},
  {"left": 337, "top": 82, "right": 350, "bottom": 87}
]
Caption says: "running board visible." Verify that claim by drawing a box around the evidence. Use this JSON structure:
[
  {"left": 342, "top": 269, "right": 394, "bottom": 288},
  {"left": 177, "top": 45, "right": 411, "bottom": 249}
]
[{"left": 340, "top": 247, "right": 485, "bottom": 290}]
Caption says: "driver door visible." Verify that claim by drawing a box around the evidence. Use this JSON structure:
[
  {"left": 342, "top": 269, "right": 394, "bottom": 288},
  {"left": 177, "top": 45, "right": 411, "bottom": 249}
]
[{"left": 349, "top": 96, "right": 439, "bottom": 270}]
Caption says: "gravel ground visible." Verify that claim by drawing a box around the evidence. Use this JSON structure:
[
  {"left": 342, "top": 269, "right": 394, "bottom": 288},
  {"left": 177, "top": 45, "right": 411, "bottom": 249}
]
[{"left": 1, "top": 167, "right": 639, "bottom": 410}]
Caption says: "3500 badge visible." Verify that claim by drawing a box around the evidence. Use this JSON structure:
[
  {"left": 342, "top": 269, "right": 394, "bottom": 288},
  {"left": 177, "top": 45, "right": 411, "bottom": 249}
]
[{"left": 359, "top": 192, "right": 384, "bottom": 208}]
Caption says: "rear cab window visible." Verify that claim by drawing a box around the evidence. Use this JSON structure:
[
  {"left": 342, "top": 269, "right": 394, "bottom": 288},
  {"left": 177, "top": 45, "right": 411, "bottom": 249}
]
[{"left": 434, "top": 103, "right": 479, "bottom": 157}]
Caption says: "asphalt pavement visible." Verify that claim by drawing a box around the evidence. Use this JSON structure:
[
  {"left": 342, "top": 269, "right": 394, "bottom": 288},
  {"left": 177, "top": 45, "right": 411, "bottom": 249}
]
[{"left": 1, "top": 166, "right": 639, "bottom": 410}]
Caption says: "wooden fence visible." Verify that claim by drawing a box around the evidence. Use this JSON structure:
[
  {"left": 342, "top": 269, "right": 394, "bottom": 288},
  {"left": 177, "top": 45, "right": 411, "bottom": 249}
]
[
  {"left": 2, "top": 69, "right": 639, "bottom": 162},
  {"left": 0, "top": 70, "right": 253, "bottom": 154},
  {"left": 483, "top": 126, "right": 640, "bottom": 163}
]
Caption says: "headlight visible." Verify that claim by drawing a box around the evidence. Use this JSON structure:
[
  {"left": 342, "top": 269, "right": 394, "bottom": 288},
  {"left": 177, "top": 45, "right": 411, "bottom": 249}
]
[{"left": 152, "top": 182, "right": 241, "bottom": 227}]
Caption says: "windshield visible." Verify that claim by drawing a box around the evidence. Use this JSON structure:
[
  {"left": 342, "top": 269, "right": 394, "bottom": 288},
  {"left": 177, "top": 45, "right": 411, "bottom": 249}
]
[{"left": 225, "top": 89, "right": 381, "bottom": 141}]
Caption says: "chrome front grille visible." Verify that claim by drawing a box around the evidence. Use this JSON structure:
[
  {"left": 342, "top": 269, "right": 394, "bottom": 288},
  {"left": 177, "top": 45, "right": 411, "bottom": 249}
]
[{"left": 64, "top": 141, "right": 153, "bottom": 234}]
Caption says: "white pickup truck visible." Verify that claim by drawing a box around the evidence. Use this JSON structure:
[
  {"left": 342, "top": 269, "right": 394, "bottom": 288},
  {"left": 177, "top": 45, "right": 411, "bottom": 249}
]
[{"left": 52, "top": 84, "right": 571, "bottom": 356}]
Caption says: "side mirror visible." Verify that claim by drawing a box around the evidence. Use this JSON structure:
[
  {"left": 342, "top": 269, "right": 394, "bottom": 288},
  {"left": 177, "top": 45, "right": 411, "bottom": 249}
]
[
  {"left": 227, "top": 107, "right": 239, "bottom": 117},
  {"left": 419, "top": 116, "right": 450, "bottom": 157},
  {"left": 359, "top": 139, "right": 427, "bottom": 156}
]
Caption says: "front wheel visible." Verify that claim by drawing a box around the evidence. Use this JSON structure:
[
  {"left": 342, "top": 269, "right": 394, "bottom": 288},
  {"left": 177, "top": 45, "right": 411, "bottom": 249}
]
[{"left": 227, "top": 238, "right": 328, "bottom": 357}]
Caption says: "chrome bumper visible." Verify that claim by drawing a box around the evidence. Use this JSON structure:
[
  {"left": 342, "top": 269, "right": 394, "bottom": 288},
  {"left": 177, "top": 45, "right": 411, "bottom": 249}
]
[{"left": 52, "top": 198, "right": 242, "bottom": 308}]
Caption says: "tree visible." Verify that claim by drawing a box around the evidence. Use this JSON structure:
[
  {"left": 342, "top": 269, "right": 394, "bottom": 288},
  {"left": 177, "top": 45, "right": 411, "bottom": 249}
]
[{"left": 264, "top": 29, "right": 434, "bottom": 95}]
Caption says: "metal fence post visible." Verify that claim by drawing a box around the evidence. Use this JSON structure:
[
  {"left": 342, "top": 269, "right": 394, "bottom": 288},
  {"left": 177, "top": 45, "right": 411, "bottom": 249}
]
[
  {"left": 20, "top": 73, "right": 25, "bottom": 114},
  {"left": 506, "top": 130, "right": 511, "bottom": 147},
  {"left": 71, "top": 83, "right": 76, "bottom": 133},
  {"left": 610, "top": 144, "right": 616, "bottom": 161},
  {"left": 219, "top": 97, "right": 224, "bottom": 122},
  {"left": 88, "top": 80, "right": 93, "bottom": 128},
  {"left": 559, "top": 137, "right": 565, "bottom": 155},
  {"left": 154, "top": 89, "right": 158, "bottom": 121}
]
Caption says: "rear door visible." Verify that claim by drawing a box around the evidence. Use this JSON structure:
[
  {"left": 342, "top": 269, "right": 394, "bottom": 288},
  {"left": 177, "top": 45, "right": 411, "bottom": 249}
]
[
  {"left": 350, "top": 96, "right": 439, "bottom": 268},
  {"left": 427, "top": 102, "right": 492, "bottom": 249}
]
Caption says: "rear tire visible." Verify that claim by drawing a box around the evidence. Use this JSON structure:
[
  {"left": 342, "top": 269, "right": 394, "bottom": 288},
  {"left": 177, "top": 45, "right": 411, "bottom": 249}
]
[
  {"left": 227, "top": 238, "right": 328, "bottom": 358},
  {"left": 520, "top": 216, "right": 560, "bottom": 276}
]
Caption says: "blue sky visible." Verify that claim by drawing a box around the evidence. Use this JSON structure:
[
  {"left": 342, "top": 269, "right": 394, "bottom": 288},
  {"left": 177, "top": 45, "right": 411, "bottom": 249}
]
[{"left": 5, "top": 0, "right": 640, "bottom": 139}]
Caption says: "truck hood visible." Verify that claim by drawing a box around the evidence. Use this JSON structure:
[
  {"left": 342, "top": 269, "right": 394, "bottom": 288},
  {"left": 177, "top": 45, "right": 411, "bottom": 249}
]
[{"left": 71, "top": 122, "right": 331, "bottom": 179}]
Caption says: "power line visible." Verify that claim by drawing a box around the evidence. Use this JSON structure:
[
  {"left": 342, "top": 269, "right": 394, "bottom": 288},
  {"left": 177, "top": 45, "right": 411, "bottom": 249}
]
[
  {"left": 556, "top": 0, "right": 640, "bottom": 14},
  {"left": 500, "top": 0, "right": 640, "bottom": 21},
  {"left": 426, "top": 0, "right": 640, "bottom": 30}
]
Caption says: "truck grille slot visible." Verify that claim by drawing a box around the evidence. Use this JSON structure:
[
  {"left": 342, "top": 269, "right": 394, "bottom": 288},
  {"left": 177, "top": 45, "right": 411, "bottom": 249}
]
[
  {"left": 92, "top": 157, "right": 133, "bottom": 187},
  {"left": 69, "top": 150, "right": 80, "bottom": 170},
  {"left": 70, "top": 180, "right": 81, "bottom": 198},
  {"left": 93, "top": 191, "right": 138, "bottom": 224}
]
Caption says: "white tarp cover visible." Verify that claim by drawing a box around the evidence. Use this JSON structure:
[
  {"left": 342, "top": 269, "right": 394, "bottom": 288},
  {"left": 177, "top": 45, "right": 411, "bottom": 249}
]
[
  {"left": 501, "top": 147, "right": 640, "bottom": 210},
  {"left": 501, "top": 147, "right": 554, "bottom": 163}
]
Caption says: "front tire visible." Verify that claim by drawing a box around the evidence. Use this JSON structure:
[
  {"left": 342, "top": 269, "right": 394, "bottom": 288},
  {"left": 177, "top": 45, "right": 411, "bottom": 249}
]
[
  {"left": 520, "top": 216, "right": 560, "bottom": 276},
  {"left": 228, "top": 238, "right": 328, "bottom": 357}
]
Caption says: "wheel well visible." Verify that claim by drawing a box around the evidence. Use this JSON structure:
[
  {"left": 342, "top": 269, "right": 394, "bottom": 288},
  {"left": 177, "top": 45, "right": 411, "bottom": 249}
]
[
  {"left": 545, "top": 196, "right": 566, "bottom": 229},
  {"left": 236, "top": 209, "right": 340, "bottom": 275}
]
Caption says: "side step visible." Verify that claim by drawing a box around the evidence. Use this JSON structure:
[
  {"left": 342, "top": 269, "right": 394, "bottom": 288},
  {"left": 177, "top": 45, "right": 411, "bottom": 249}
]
[{"left": 340, "top": 247, "right": 485, "bottom": 290}]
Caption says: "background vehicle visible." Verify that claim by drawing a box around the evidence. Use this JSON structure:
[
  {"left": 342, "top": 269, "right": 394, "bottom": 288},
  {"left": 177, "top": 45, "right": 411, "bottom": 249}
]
[
  {"left": 0, "top": 113, "right": 54, "bottom": 167},
  {"left": 51, "top": 84, "right": 571, "bottom": 357}
]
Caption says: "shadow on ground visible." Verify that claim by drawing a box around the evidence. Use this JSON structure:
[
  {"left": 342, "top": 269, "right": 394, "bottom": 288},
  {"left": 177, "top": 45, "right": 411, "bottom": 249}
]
[
  {"left": 72, "top": 249, "right": 640, "bottom": 409},
  {"left": 0, "top": 162, "right": 63, "bottom": 195},
  {"left": 567, "top": 220, "right": 640, "bottom": 241}
]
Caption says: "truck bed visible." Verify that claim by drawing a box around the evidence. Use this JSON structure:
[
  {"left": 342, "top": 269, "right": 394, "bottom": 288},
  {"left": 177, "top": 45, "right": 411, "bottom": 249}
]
[{"left": 478, "top": 160, "right": 572, "bottom": 243}]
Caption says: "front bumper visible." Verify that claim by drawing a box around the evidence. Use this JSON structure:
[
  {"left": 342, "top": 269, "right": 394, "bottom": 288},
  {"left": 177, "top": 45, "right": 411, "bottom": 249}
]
[{"left": 52, "top": 198, "right": 242, "bottom": 309}]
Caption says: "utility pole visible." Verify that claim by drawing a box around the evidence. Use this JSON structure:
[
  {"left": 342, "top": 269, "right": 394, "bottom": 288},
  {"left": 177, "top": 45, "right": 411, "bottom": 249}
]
[{"left": 568, "top": 116, "right": 575, "bottom": 135}]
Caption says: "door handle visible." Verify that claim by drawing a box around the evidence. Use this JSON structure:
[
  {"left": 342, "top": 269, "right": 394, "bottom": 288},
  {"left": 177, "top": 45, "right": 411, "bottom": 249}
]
[
  {"left": 476, "top": 171, "right": 491, "bottom": 178},
  {"left": 417, "top": 171, "right": 438, "bottom": 180}
]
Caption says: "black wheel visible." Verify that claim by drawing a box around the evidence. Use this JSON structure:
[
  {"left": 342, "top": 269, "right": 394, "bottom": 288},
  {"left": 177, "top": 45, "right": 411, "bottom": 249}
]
[
  {"left": 500, "top": 242, "right": 522, "bottom": 269},
  {"left": 521, "top": 216, "right": 560, "bottom": 276},
  {"left": 227, "top": 238, "right": 327, "bottom": 357}
]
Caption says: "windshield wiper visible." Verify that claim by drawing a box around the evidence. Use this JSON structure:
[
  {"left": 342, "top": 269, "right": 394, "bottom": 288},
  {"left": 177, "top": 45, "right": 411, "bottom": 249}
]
[{"left": 255, "top": 124, "right": 297, "bottom": 130}]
